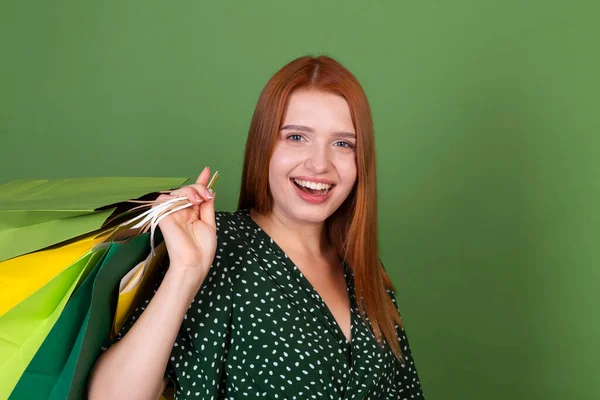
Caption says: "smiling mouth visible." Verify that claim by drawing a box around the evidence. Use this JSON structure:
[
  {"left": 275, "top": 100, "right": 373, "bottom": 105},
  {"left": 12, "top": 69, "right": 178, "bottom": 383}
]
[{"left": 291, "top": 178, "right": 334, "bottom": 195}]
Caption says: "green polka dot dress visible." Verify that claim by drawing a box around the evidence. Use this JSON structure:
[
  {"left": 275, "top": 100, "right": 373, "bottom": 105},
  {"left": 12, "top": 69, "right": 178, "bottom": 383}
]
[{"left": 114, "top": 209, "right": 424, "bottom": 399}]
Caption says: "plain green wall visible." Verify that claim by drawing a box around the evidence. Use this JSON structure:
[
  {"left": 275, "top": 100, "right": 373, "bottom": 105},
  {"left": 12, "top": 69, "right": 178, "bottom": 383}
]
[{"left": 1, "top": 1, "right": 598, "bottom": 399}]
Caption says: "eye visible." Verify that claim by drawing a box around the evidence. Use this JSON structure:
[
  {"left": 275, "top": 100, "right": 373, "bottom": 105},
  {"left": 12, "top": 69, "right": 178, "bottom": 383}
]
[
  {"left": 334, "top": 141, "right": 354, "bottom": 149},
  {"left": 286, "top": 134, "right": 305, "bottom": 142}
]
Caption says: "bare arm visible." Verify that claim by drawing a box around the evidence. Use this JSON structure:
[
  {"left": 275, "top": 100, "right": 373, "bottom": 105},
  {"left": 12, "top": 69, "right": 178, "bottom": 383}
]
[{"left": 87, "top": 267, "right": 205, "bottom": 400}]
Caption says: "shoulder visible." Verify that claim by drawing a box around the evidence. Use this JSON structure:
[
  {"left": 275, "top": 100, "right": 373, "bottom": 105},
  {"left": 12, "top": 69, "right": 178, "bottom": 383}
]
[
  {"left": 211, "top": 208, "right": 271, "bottom": 285},
  {"left": 214, "top": 209, "right": 255, "bottom": 239},
  {"left": 195, "top": 209, "right": 257, "bottom": 296},
  {"left": 214, "top": 209, "right": 250, "bottom": 228},
  {"left": 214, "top": 210, "right": 235, "bottom": 235},
  {"left": 213, "top": 209, "right": 256, "bottom": 264}
]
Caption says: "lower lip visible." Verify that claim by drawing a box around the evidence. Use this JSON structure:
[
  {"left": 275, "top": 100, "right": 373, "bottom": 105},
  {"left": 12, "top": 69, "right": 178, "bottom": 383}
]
[{"left": 291, "top": 179, "right": 334, "bottom": 205}]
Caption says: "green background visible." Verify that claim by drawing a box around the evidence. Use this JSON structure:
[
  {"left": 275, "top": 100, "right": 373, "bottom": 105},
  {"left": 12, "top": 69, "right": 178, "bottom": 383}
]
[{"left": 1, "top": 1, "right": 598, "bottom": 399}]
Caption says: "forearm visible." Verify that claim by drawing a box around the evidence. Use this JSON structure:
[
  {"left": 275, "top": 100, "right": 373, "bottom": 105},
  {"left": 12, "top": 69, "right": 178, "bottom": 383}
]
[{"left": 88, "top": 266, "right": 204, "bottom": 400}]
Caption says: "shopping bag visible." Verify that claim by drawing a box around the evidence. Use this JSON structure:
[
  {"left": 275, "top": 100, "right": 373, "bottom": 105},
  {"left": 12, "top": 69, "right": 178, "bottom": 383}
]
[
  {"left": 0, "top": 243, "right": 110, "bottom": 400},
  {"left": 0, "top": 233, "right": 110, "bottom": 317},
  {"left": 0, "top": 177, "right": 188, "bottom": 262},
  {"left": 65, "top": 233, "right": 154, "bottom": 400},
  {"left": 2, "top": 172, "right": 218, "bottom": 400},
  {"left": 8, "top": 245, "right": 110, "bottom": 400},
  {"left": 112, "top": 241, "right": 167, "bottom": 340}
]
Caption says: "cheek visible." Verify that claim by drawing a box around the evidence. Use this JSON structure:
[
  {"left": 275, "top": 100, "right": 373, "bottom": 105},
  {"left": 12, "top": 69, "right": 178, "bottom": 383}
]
[
  {"left": 337, "top": 157, "right": 357, "bottom": 186},
  {"left": 269, "top": 147, "right": 301, "bottom": 178},
  {"left": 268, "top": 148, "right": 297, "bottom": 192}
]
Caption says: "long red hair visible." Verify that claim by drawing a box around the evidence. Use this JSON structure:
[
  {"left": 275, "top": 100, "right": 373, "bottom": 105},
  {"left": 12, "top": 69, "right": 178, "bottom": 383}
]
[{"left": 238, "top": 55, "right": 404, "bottom": 361}]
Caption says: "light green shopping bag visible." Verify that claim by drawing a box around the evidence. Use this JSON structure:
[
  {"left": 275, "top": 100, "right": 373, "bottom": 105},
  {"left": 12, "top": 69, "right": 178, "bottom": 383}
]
[{"left": 0, "top": 177, "right": 188, "bottom": 262}]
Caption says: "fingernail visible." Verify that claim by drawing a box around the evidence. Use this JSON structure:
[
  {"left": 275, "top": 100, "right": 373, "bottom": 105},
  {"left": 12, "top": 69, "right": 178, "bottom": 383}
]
[{"left": 194, "top": 194, "right": 202, "bottom": 202}]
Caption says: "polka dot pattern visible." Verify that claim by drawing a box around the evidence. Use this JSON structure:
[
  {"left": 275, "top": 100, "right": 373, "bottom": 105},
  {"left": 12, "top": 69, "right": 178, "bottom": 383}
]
[{"left": 113, "top": 209, "right": 424, "bottom": 399}]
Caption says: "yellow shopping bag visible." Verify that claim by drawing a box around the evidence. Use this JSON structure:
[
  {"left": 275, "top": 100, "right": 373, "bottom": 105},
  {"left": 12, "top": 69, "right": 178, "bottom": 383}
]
[{"left": 0, "top": 233, "right": 110, "bottom": 317}]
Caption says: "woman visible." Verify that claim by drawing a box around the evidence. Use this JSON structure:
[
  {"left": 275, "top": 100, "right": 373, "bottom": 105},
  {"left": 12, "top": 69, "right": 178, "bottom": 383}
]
[{"left": 89, "top": 55, "right": 424, "bottom": 399}]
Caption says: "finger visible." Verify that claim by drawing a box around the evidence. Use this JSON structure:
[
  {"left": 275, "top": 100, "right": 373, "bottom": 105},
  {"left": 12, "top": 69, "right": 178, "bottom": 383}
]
[
  {"left": 153, "top": 193, "right": 179, "bottom": 209},
  {"left": 156, "top": 193, "right": 174, "bottom": 202},
  {"left": 199, "top": 192, "right": 216, "bottom": 232},
  {"left": 187, "top": 182, "right": 213, "bottom": 200},
  {"left": 167, "top": 187, "right": 201, "bottom": 204},
  {"left": 195, "top": 166, "right": 211, "bottom": 185},
  {"left": 170, "top": 185, "right": 212, "bottom": 204}
]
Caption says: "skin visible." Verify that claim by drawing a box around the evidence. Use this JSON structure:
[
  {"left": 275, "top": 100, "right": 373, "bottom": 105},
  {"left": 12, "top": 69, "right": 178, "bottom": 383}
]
[{"left": 87, "top": 89, "right": 358, "bottom": 399}]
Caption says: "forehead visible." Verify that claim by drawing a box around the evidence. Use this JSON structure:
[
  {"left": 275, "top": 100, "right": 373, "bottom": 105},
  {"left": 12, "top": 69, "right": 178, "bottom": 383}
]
[{"left": 282, "top": 89, "right": 354, "bottom": 132}]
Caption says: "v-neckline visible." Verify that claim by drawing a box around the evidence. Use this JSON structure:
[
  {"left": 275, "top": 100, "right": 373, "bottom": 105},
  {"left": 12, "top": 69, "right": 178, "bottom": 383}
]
[{"left": 243, "top": 209, "right": 355, "bottom": 348}]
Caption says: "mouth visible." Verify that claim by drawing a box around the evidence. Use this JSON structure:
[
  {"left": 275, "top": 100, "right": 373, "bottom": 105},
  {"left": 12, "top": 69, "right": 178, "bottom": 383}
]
[{"left": 291, "top": 178, "right": 334, "bottom": 196}]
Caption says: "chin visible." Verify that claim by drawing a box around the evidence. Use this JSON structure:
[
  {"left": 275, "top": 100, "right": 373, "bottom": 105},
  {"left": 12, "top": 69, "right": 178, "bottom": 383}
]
[
  {"left": 287, "top": 196, "right": 347, "bottom": 225},
  {"left": 292, "top": 206, "right": 335, "bottom": 224}
]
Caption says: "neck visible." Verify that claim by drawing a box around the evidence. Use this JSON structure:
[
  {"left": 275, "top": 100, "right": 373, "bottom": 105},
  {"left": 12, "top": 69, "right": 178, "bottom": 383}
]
[{"left": 250, "top": 207, "right": 331, "bottom": 258}]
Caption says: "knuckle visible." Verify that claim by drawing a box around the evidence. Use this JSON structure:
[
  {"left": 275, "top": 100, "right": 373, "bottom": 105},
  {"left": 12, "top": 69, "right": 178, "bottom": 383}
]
[
  {"left": 189, "top": 183, "right": 207, "bottom": 192},
  {"left": 156, "top": 193, "right": 176, "bottom": 203},
  {"left": 175, "top": 187, "right": 194, "bottom": 197}
]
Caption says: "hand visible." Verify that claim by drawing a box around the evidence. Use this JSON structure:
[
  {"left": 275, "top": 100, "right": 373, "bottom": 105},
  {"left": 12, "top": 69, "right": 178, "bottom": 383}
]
[{"left": 155, "top": 166, "right": 217, "bottom": 285}]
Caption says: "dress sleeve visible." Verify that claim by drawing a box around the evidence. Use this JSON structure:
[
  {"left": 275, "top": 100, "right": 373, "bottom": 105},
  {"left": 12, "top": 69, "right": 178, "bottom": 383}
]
[
  {"left": 110, "top": 217, "right": 234, "bottom": 400},
  {"left": 388, "top": 288, "right": 426, "bottom": 399}
]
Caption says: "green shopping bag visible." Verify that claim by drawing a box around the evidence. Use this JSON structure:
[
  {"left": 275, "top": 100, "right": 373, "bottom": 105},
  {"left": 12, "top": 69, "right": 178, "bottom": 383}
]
[{"left": 68, "top": 232, "right": 155, "bottom": 400}]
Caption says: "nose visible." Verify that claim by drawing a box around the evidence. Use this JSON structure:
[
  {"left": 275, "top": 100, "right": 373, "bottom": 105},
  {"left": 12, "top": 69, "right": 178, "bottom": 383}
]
[{"left": 305, "top": 144, "right": 332, "bottom": 174}]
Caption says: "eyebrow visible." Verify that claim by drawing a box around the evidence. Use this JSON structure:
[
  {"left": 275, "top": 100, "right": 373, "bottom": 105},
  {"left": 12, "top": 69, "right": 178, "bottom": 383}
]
[{"left": 280, "top": 124, "right": 356, "bottom": 139}]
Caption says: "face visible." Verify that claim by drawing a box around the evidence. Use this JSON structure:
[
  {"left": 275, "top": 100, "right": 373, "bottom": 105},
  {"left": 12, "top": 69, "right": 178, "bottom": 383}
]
[{"left": 268, "top": 89, "right": 358, "bottom": 225}]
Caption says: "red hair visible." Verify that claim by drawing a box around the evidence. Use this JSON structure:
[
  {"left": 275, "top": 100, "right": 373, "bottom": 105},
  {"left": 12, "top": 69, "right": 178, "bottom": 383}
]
[{"left": 238, "top": 55, "right": 404, "bottom": 361}]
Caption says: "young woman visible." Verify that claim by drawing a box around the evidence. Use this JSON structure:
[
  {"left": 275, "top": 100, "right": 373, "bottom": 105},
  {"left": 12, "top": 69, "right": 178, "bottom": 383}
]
[{"left": 89, "top": 55, "right": 424, "bottom": 399}]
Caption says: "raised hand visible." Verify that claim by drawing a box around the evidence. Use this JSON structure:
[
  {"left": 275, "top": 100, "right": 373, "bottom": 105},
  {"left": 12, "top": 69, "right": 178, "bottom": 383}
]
[{"left": 155, "top": 166, "right": 217, "bottom": 285}]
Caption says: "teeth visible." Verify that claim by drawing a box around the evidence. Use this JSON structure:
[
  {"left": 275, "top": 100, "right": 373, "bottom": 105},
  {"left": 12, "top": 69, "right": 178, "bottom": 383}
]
[{"left": 294, "top": 179, "right": 332, "bottom": 190}]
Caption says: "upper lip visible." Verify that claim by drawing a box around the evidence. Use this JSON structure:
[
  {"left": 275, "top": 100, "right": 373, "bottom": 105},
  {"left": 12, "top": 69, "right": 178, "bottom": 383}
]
[{"left": 292, "top": 176, "right": 335, "bottom": 185}]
